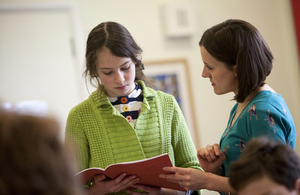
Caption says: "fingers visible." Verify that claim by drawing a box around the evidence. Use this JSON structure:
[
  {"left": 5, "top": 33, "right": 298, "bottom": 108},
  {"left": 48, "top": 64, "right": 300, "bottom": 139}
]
[
  {"left": 160, "top": 168, "right": 203, "bottom": 191},
  {"left": 159, "top": 167, "right": 190, "bottom": 182},
  {"left": 112, "top": 174, "right": 140, "bottom": 192},
  {"left": 93, "top": 173, "right": 140, "bottom": 194},
  {"left": 206, "top": 144, "right": 220, "bottom": 162},
  {"left": 211, "top": 143, "right": 221, "bottom": 155},
  {"left": 218, "top": 150, "right": 226, "bottom": 161},
  {"left": 159, "top": 173, "right": 185, "bottom": 182},
  {"left": 197, "top": 143, "right": 222, "bottom": 163},
  {"left": 112, "top": 173, "right": 127, "bottom": 183},
  {"left": 94, "top": 174, "right": 106, "bottom": 182},
  {"left": 162, "top": 166, "right": 185, "bottom": 174}
]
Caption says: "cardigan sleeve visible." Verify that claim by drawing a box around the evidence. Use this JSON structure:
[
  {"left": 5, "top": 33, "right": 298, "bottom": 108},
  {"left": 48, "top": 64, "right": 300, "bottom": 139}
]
[
  {"left": 170, "top": 96, "right": 203, "bottom": 171},
  {"left": 65, "top": 106, "right": 90, "bottom": 171}
]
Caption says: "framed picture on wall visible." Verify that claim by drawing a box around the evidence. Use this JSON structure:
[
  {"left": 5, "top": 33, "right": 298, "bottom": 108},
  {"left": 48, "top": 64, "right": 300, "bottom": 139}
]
[{"left": 143, "top": 59, "right": 199, "bottom": 148}]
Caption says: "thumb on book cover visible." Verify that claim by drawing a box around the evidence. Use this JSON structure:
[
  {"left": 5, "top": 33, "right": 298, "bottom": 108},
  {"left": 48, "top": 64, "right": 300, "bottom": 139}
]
[{"left": 94, "top": 174, "right": 106, "bottom": 182}]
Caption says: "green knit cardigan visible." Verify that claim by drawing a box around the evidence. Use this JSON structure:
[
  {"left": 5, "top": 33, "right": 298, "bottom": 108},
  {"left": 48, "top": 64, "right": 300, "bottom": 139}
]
[{"left": 65, "top": 81, "right": 202, "bottom": 194}]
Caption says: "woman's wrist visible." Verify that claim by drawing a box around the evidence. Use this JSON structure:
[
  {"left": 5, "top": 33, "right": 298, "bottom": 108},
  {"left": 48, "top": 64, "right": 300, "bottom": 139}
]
[
  {"left": 203, "top": 172, "right": 214, "bottom": 191},
  {"left": 203, "top": 173, "right": 235, "bottom": 194}
]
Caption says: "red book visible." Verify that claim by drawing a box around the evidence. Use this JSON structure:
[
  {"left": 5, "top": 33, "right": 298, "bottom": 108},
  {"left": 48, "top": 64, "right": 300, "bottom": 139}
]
[{"left": 75, "top": 153, "right": 185, "bottom": 192}]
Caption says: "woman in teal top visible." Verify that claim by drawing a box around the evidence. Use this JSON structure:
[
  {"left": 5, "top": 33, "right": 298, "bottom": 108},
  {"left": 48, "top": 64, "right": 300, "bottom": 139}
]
[
  {"left": 160, "top": 19, "right": 296, "bottom": 195},
  {"left": 221, "top": 90, "right": 296, "bottom": 177}
]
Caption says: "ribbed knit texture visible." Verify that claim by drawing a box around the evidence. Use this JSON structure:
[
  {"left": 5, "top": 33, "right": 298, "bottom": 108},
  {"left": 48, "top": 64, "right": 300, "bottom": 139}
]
[{"left": 65, "top": 81, "right": 202, "bottom": 195}]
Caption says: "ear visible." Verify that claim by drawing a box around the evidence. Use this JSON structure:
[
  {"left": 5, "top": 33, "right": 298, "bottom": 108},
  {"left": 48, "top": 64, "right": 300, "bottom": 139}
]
[
  {"left": 233, "top": 65, "right": 237, "bottom": 77},
  {"left": 294, "top": 178, "right": 300, "bottom": 193}
]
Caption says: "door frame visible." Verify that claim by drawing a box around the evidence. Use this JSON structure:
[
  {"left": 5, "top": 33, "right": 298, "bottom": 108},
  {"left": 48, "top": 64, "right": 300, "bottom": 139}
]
[{"left": 0, "top": 2, "right": 85, "bottom": 100}]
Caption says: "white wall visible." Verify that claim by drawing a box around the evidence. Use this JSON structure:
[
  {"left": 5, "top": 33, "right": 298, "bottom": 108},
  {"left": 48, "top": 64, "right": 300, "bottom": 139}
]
[
  {"left": 77, "top": 0, "right": 300, "bottom": 152},
  {"left": 1, "top": 0, "right": 299, "bottom": 193}
]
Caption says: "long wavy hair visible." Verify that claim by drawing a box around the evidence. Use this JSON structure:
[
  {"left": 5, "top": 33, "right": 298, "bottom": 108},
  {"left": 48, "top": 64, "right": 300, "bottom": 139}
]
[{"left": 84, "top": 21, "right": 146, "bottom": 93}]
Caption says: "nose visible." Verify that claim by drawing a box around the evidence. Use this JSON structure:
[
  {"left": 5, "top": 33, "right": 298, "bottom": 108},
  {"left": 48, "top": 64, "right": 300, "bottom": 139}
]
[
  {"left": 201, "top": 66, "right": 210, "bottom": 78},
  {"left": 115, "top": 71, "right": 125, "bottom": 83}
]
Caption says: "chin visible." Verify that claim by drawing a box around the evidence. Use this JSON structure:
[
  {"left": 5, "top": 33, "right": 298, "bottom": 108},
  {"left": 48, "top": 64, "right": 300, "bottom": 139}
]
[
  {"left": 213, "top": 90, "right": 222, "bottom": 95},
  {"left": 214, "top": 91, "right": 227, "bottom": 96}
]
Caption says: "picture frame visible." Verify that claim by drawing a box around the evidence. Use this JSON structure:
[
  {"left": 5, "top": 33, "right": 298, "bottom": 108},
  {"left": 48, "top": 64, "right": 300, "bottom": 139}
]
[{"left": 143, "top": 59, "right": 199, "bottom": 148}]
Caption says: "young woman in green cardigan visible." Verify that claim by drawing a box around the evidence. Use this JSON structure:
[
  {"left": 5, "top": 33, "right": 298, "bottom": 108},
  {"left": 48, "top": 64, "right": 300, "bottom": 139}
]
[{"left": 65, "top": 21, "right": 202, "bottom": 195}]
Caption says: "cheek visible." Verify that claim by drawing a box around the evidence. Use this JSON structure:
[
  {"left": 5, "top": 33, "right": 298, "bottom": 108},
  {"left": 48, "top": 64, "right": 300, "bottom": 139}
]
[
  {"left": 128, "top": 67, "right": 136, "bottom": 80},
  {"left": 220, "top": 71, "right": 236, "bottom": 83},
  {"left": 99, "top": 75, "right": 112, "bottom": 86}
]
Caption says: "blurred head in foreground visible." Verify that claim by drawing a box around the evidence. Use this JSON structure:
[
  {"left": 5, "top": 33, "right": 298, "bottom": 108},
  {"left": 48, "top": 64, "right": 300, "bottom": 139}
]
[
  {"left": 0, "top": 109, "right": 83, "bottom": 195},
  {"left": 228, "top": 137, "right": 300, "bottom": 195}
]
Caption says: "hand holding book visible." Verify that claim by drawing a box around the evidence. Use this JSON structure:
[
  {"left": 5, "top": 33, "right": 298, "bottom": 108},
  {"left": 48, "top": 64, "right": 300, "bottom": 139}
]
[{"left": 75, "top": 153, "right": 186, "bottom": 192}]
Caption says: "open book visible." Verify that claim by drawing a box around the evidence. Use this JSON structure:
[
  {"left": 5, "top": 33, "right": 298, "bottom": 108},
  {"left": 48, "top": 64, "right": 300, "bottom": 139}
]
[{"left": 75, "top": 153, "right": 185, "bottom": 192}]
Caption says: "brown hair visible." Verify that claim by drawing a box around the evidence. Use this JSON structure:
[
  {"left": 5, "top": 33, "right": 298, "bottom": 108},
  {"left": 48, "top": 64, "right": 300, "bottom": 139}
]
[
  {"left": 0, "top": 110, "right": 83, "bottom": 195},
  {"left": 228, "top": 137, "right": 300, "bottom": 192},
  {"left": 84, "top": 21, "right": 146, "bottom": 91},
  {"left": 199, "top": 19, "right": 273, "bottom": 102}
]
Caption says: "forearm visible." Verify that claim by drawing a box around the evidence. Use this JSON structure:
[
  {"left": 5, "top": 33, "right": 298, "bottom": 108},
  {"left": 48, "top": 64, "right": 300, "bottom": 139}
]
[{"left": 204, "top": 173, "right": 237, "bottom": 195}]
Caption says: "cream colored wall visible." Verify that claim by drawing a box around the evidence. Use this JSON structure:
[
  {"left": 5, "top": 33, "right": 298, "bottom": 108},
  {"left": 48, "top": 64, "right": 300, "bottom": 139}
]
[{"left": 1, "top": 0, "right": 299, "bottom": 151}]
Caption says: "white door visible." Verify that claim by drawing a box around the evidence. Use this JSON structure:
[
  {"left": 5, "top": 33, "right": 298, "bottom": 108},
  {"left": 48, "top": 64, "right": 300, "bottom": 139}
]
[{"left": 0, "top": 3, "right": 84, "bottom": 138}]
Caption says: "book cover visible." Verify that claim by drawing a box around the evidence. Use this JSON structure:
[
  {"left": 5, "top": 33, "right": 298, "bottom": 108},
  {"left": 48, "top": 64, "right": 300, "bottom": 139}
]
[{"left": 75, "top": 153, "right": 185, "bottom": 192}]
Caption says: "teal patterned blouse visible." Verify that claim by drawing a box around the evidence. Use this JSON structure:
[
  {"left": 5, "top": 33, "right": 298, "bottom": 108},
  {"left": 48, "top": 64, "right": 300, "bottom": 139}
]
[{"left": 220, "top": 90, "right": 296, "bottom": 179}]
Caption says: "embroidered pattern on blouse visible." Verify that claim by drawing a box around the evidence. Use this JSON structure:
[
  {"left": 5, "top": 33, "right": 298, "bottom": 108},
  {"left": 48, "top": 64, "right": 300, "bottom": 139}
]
[
  {"left": 224, "top": 126, "right": 231, "bottom": 136},
  {"left": 223, "top": 143, "right": 229, "bottom": 155},
  {"left": 248, "top": 104, "right": 258, "bottom": 120},
  {"left": 235, "top": 138, "right": 245, "bottom": 152},
  {"left": 265, "top": 110, "right": 278, "bottom": 133},
  {"left": 222, "top": 143, "right": 230, "bottom": 170}
]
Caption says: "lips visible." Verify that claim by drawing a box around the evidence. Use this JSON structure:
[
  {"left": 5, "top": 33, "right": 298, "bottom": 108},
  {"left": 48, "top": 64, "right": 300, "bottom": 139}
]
[{"left": 115, "top": 85, "right": 126, "bottom": 90}]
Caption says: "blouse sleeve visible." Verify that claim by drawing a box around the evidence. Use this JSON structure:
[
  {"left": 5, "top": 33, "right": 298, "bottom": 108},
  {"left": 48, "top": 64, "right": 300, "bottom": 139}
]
[{"left": 246, "top": 102, "right": 294, "bottom": 147}]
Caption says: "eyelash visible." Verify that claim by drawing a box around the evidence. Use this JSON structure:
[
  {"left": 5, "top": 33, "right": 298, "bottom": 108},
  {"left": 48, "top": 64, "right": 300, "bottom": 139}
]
[
  {"left": 206, "top": 65, "right": 213, "bottom": 70},
  {"left": 103, "top": 65, "right": 130, "bottom": 75},
  {"left": 121, "top": 66, "right": 130, "bottom": 71}
]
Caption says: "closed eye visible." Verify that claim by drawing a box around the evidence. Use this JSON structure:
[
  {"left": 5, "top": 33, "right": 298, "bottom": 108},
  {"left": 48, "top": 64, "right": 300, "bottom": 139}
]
[
  {"left": 121, "top": 65, "right": 130, "bottom": 71},
  {"left": 204, "top": 63, "right": 213, "bottom": 70},
  {"left": 103, "top": 71, "right": 112, "bottom": 75},
  {"left": 207, "top": 66, "right": 213, "bottom": 70}
]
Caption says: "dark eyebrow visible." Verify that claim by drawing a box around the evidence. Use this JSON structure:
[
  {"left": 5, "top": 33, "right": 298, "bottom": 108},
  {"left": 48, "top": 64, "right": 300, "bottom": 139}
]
[{"left": 99, "top": 60, "right": 130, "bottom": 70}]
